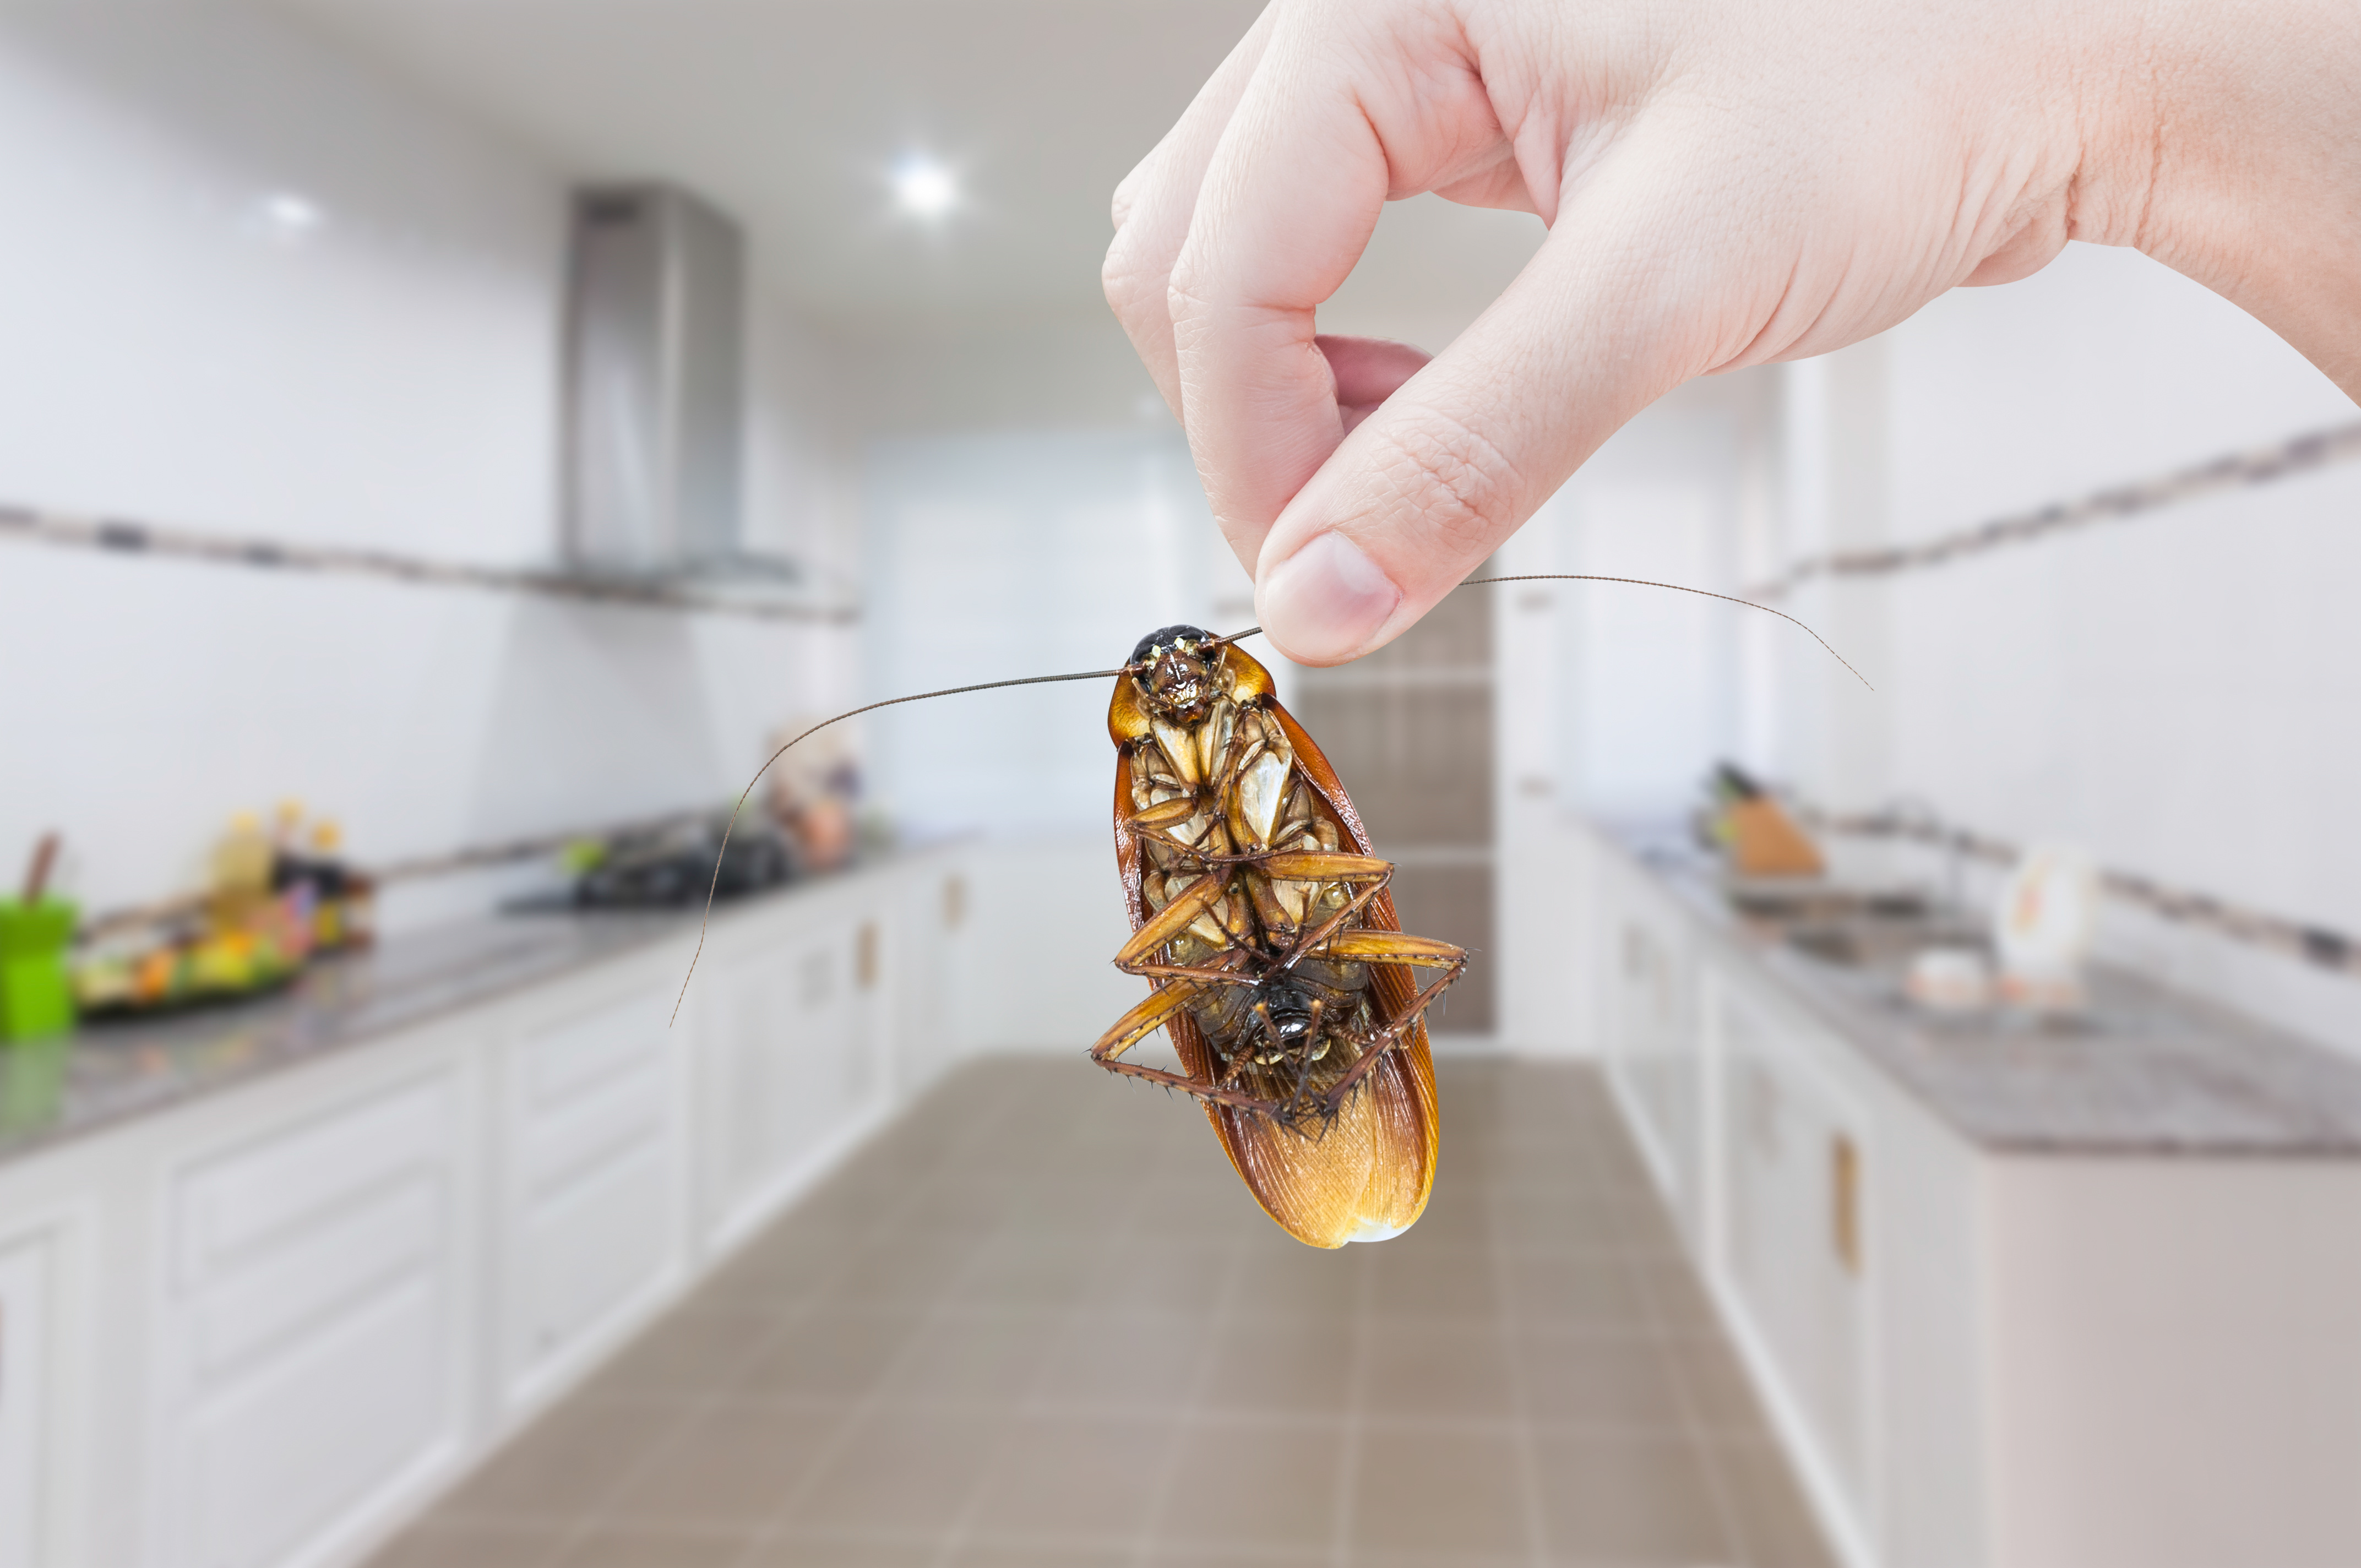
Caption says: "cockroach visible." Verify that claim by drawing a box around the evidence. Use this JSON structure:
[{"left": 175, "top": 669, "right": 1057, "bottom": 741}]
[{"left": 674, "top": 574, "right": 1868, "bottom": 1248}]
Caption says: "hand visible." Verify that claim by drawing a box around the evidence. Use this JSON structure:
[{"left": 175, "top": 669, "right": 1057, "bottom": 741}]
[{"left": 1104, "top": 0, "right": 2361, "bottom": 664}]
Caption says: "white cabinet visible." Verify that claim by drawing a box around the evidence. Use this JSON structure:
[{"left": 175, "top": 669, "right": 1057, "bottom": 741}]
[
  {"left": 1601, "top": 862, "right": 1709, "bottom": 1242},
  {"left": 0, "top": 846, "right": 961, "bottom": 1568},
  {"left": 701, "top": 896, "right": 889, "bottom": 1247},
  {"left": 154, "top": 1075, "right": 462, "bottom": 1568},
  {"left": 1716, "top": 976, "right": 1873, "bottom": 1518},
  {"left": 499, "top": 978, "right": 680, "bottom": 1409},
  {"left": 0, "top": 1232, "right": 55, "bottom": 1568}
]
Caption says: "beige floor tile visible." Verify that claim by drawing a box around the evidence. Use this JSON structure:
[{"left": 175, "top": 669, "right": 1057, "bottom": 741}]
[
  {"left": 1358, "top": 1321, "right": 1517, "bottom": 1422},
  {"left": 954, "top": 1237, "right": 1106, "bottom": 1310},
  {"left": 1498, "top": 1254, "right": 1652, "bottom": 1331},
  {"left": 950, "top": 1543, "right": 1137, "bottom": 1568},
  {"left": 607, "top": 1401, "right": 846, "bottom": 1528},
  {"left": 1530, "top": 1431, "right": 1736, "bottom": 1565},
  {"left": 579, "top": 1313, "right": 782, "bottom": 1402},
  {"left": 1150, "top": 1415, "right": 1347, "bottom": 1550},
  {"left": 1226, "top": 1245, "right": 1366, "bottom": 1324},
  {"left": 742, "top": 1532, "right": 939, "bottom": 1566},
  {"left": 1516, "top": 1329, "right": 1688, "bottom": 1432},
  {"left": 1664, "top": 1337, "right": 1775, "bottom": 1435},
  {"left": 551, "top": 1522, "right": 760, "bottom": 1568},
  {"left": 378, "top": 1061, "right": 1835, "bottom": 1568},
  {"left": 1634, "top": 1259, "right": 1723, "bottom": 1341},
  {"left": 821, "top": 1238, "right": 987, "bottom": 1310},
  {"left": 877, "top": 1309, "right": 1061, "bottom": 1404},
  {"left": 961, "top": 1411, "right": 1180, "bottom": 1542},
  {"left": 1347, "top": 1428, "right": 1532, "bottom": 1557},
  {"left": 738, "top": 1308, "right": 927, "bottom": 1401},
  {"left": 362, "top": 1519, "right": 569, "bottom": 1568},
  {"left": 1195, "top": 1318, "right": 1355, "bottom": 1418},
  {"left": 786, "top": 1407, "right": 999, "bottom": 1534},
  {"left": 1365, "top": 1241, "right": 1501, "bottom": 1322},
  {"left": 437, "top": 1397, "right": 693, "bottom": 1522},
  {"left": 1707, "top": 1435, "right": 1841, "bottom": 1568},
  {"left": 1031, "top": 1310, "right": 1211, "bottom": 1411},
  {"left": 1077, "top": 1242, "right": 1237, "bottom": 1317}
]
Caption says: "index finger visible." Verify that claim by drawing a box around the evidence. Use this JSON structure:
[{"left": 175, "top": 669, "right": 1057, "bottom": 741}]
[{"left": 1168, "top": 40, "right": 1392, "bottom": 569}]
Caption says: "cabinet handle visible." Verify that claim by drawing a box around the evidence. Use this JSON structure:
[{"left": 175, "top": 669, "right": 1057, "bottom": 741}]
[
  {"left": 856, "top": 922, "right": 880, "bottom": 990},
  {"left": 1831, "top": 1134, "right": 1860, "bottom": 1275},
  {"left": 942, "top": 875, "right": 966, "bottom": 930}
]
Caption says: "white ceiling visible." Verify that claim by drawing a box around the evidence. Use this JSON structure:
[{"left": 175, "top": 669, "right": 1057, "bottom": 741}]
[{"left": 262, "top": 0, "right": 1546, "bottom": 340}]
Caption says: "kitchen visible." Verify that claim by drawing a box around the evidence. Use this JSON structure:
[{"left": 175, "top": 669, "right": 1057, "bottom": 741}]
[{"left": 1, "top": 4, "right": 2358, "bottom": 1567}]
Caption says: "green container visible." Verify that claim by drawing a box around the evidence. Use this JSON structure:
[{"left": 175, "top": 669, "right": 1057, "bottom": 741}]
[{"left": 0, "top": 899, "right": 77, "bottom": 1043}]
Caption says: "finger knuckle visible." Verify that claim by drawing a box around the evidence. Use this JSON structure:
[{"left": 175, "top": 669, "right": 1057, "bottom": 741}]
[{"left": 1369, "top": 413, "right": 1524, "bottom": 548}]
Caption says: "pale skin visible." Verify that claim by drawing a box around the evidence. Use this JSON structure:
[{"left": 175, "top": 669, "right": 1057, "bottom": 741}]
[{"left": 1103, "top": 0, "right": 2361, "bottom": 666}]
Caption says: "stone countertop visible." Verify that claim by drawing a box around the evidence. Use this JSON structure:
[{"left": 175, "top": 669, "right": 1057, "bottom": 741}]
[
  {"left": 0, "top": 851, "right": 934, "bottom": 1169},
  {"left": 1604, "top": 821, "right": 2361, "bottom": 1156}
]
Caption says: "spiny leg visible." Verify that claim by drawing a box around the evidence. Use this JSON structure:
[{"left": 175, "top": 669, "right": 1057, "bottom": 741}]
[
  {"left": 1306, "top": 934, "right": 1469, "bottom": 1114},
  {"left": 1087, "top": 981, "right": 1278, "bottom": 1113}
]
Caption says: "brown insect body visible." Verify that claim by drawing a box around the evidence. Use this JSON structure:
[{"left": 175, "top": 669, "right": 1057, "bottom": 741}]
[{"left": 1094, "top": 626, "right": 1466, "bottom": 1249}]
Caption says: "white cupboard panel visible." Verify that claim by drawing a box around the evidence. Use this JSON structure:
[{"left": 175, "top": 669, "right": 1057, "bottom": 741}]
[
  {"left": 158, "top": 1075, "right": 460, "bottom": 1568},
  {"left": 183, "top": 1279, "right": 442, "bottom": 1568},
  {"left": 1720, "top": 982, "right": 1873, "bottom": 1514},
  {"left": 502, "top": 986, "right": 679, "bottom": 1404},
  {"left": 704, "top": 916, "right": 875, "bottom": 1241},
  {"left": 174, "top": 1085, "right": 445, "bottom": 1289},
  {"left": 0, "top": 1234, "right": 54, "bottom": 1568}
]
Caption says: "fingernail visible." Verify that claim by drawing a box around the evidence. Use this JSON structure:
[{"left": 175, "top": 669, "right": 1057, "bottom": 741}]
[{"left": 1258, "top": 532, "right": 1401, "bottom": 663}]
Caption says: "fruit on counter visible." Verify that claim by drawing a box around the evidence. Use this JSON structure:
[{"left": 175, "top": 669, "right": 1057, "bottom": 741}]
[{"left": 67, "top": 803, "right": 366, "bottom": 1021}]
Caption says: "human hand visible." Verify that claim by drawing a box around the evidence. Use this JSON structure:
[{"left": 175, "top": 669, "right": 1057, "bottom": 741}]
[{"left": 1104, "top": 0, "right": 2361, "bottom": 665}]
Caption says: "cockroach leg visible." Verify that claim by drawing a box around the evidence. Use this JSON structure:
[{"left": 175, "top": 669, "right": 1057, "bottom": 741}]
[
  {"left": 1267, "top": 861, "right": 1393, "bottom": 970},
  {"left": 1125, "top": 961, "right": 1261, "bottom": 987},
  {"left": 1091, "top": 984, "right": 1196, "bottom": 1063}
]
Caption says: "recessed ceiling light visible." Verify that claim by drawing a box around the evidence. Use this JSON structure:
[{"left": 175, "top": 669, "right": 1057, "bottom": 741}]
[
  {"left": 891, "top": 155, "right": 957, "bottom": 219},
  {"left": 248, "top": 190, "right": 325, "bottom": 241}
]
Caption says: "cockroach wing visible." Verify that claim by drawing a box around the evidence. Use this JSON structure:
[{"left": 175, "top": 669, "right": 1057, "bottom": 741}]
[{"left": 1108, "top": 645, "right": 1440, "bottom": 1249}]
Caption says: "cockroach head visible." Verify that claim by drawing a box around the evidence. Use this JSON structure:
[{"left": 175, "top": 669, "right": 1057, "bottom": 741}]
[{"left": 1129, "top": 624, "right": 1222, "bottom": 725}]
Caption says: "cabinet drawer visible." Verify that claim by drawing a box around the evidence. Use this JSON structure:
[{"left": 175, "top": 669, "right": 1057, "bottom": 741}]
[
  {"left": 158, "top": 1075, "right": 461, "bottom": 1568},
  {"left": 502, "top": 986, "right": 679, "bottom": 1403}
]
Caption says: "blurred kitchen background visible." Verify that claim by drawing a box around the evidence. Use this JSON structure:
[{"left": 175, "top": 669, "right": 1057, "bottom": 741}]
[{"left": 1, "top": 4, "right": 2358, "bottom": 1568}]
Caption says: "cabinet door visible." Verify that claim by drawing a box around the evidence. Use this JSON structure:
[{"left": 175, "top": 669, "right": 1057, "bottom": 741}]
[
  {"left": 502, "top": 984, "right": 679, "bottom": 1407},
  {"left": 1604, "top": 887, "right": 1704, "bottom": 1228},
  {"left": 157, "top": 1075, "right": 460, "bottom": 1568},
  {"left": 0, "top": 1233, "right": 53, "bottom": 1568},
  {"left": 703, "top": 910, "right": 878, "bottom": 1243},
  {"left": 1718, "top": 979, "right": 1872, "bottom": 1513}
]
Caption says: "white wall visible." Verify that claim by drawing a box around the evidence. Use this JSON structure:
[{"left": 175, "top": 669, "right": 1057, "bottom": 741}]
[
  {"left": 1756, "top": 243, "right": 2361, "bottom": 1051},
  {"left": 862, "top": 424, "right": 1237, "bottom": 842},
  {"left": 0, "top": 3, "right": 856, "bottom": 931}
]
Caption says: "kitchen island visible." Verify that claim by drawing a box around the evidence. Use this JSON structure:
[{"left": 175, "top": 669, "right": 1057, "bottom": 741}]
[{"left": 1584, "top": 820, "right": 2361, "bottom": 1568}]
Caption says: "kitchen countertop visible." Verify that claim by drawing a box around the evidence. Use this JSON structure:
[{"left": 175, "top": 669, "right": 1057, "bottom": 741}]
[
  {"left": 0, "top": 852, "right": 927, "bottom": 1169},
  {"left": 1605, "top": 821, "right": 2361, "bottom": 1156}
]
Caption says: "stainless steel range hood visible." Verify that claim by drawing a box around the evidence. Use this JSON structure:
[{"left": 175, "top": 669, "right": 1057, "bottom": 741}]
[{"left": 561, "top": 182, "right": 752, "bottom": 576}]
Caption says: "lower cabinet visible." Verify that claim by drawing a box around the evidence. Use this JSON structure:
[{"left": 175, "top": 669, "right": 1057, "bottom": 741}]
[
  {"left": 1601, "top": 865, "right": 1708, "bottom": 1243},
  {"left": 499, "top": 978, "right": 681, "bottom": 1409},
  {"left": 0, "top": 847, "right": 964, "bottom": 1568},
  {"left": 0, "top": 1232, "right": 56, "bottom": 1568},
  {"left": 701, "top": 896, "right": 889, "bottom": 1246},
  {"left": 1716, "top": 976, "right": 1874, "bottom": 1521},
  {"left": 154, "top": 1074, "right": 463, "bottom": 1568}
]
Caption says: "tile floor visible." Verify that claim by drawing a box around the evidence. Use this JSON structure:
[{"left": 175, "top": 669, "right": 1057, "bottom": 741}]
[{"left": 369, "top": 1058, "right": 1835, "bottom": 1568}]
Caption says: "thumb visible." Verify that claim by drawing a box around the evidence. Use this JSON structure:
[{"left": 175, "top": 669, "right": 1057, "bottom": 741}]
[{"left": 1253, "top": 143, "right": 1786, "bottom": 665}]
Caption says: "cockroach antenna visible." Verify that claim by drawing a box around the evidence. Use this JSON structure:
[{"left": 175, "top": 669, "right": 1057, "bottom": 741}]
[{"left": 670, "top": 571, "right": 1866, "bottom": 1022}]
